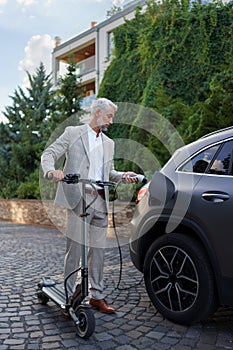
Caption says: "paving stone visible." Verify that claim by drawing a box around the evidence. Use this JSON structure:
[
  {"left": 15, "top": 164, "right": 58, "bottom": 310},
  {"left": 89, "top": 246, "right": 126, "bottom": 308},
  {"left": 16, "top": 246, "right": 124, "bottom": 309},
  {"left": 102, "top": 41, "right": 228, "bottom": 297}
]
[
  {"left": 146, "top": 331, "right": 164, "bottom": 340},
  {"left": 0, "top": 221, "right": 233, "bottom": 350},
  {"left": 131, "top": 337, "right": 155, "bottom": 349},
  {"left": 108, "top": 328, "right": 124, "bottom": 336},
  {"left": 3, "top": 339, "right": 25, "bottom": 346},
  {"left": 27, "top": 345, "right": 41, "bottom": 350},
  {"left": 172, "top": 345, "right": 192, "bottom": 350},
  {"left": 61, "top": 339, "right": 80, "bottom": 348},
  {"left": 0, "top": 328, "right": 11, "bottom": 334},
  {"left": 0, "top": 335, "right": 9, "bottom": 341},
  {"left": 42, "top": 335, "right": 62, "bottom": 343},
  {"left": 41, "top": 342, "right": 62, "bottom": 349},
  {"left": 114, "top": 334, "right": 132, "bottom": 345},
  {"left": 94, "top": 332, "right": 113, "bottom": 342},
  {"left": 13, "top": 332, "right": 29, "bottom": 338},
  {"left": 81, "top": 345, "right": 99, "bottom": 350},
  {"left": 99, "top": 340, "right": 118, "bottom": 350},
  {"left": 151, "top": 344, "right": 171, "bottom": 350},
  {"left": 160, "top": 335, "right": 180, "bottom": 345},
  {"left": 126, "top": 330, "right": 143, "bottom": 339},
  {"left": 7, "top": 346, "right": 26, "bottom": 350},
  {"left": 0, "top": 323, "right": 9, "bottom": 328},
  {"left": 116, "top": 345, "right": 136, "bottom": 350}
]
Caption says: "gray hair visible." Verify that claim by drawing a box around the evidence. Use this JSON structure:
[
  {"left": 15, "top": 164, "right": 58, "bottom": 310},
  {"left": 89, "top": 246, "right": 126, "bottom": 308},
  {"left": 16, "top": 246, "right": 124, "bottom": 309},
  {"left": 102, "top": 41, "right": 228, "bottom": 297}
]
[{"left": 91, "top": 98, "right": 117, "bottom": 116}]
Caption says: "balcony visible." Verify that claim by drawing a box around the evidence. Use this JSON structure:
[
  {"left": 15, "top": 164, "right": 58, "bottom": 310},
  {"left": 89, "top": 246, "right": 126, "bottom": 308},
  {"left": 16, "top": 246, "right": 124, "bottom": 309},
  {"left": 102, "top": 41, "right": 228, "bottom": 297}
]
[{"left": 76, "top": 56, "right": 95, "bottom": 77}]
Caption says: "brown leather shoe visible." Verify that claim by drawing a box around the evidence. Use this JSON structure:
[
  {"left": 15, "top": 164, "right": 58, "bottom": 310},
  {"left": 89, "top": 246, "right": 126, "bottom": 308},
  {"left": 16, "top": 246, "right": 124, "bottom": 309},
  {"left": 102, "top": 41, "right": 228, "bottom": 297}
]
[
  {"left": 62, "top": 310, "right": 71, "bottom": 319},
  {"left": 89, "top": 298, "right": 116, "bottom": 314}
]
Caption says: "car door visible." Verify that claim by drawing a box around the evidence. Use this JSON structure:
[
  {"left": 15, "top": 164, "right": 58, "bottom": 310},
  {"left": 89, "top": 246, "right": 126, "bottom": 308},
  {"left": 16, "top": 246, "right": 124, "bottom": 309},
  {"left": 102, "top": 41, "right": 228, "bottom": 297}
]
[{"left": 190, "top": 139, "right": 233, "bottom": 277}]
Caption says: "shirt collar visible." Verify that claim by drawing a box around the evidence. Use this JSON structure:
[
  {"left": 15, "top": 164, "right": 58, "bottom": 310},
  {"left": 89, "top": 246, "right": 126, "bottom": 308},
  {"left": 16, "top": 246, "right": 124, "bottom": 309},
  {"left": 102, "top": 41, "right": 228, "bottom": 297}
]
[{"left": 87, "top": 124, "right": 102, "bottom": 138}]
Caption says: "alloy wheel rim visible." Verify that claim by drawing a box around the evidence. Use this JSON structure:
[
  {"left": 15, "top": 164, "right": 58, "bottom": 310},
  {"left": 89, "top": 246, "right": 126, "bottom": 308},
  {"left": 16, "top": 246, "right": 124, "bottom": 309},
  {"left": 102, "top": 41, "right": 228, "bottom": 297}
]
[{"left": 149, "top": 245, "right": 199, "bottom": 312}]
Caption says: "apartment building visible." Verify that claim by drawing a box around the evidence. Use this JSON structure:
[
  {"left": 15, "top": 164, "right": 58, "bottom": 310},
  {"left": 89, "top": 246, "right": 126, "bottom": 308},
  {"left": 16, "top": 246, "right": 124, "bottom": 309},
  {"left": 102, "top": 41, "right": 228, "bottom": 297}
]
[{"left": 52, "top": 0, "right": 147, "bottom": 108}]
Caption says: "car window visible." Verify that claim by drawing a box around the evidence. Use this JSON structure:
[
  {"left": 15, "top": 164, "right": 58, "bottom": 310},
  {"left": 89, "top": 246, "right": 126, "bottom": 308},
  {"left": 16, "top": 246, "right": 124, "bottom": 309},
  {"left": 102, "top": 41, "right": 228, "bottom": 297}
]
[
  {"left": 208, "top": 140, "right": 233, "bottom": 176},
  {"left": 179, "top": 145, "right": 219, "bottom": 173}
]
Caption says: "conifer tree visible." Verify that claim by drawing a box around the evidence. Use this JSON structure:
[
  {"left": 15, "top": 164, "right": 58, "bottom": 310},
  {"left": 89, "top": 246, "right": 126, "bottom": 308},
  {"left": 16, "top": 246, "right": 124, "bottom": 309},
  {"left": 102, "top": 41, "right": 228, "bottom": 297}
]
[
  {"left": 55, "top": 55, "right": 83, "bottom": 121},
  {"left": 2, "top": 63, "right": 55, "bottom": 198},
  {"left": 0, "top": 59, "right": 84, "bottom": 198}
]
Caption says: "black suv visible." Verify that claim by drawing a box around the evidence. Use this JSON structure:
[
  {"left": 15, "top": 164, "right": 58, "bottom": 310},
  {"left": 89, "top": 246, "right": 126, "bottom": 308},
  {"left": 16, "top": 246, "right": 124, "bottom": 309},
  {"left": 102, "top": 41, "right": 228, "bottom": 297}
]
[{"left": 130, "top": 126, "right": 233, "bottom": 324}]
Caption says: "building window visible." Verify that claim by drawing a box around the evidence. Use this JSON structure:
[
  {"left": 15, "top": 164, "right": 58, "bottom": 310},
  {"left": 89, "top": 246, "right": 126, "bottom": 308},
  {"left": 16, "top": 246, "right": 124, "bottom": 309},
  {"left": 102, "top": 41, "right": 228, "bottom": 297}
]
[{"left": 107, "top": 31, "right": 114, "bottom": 61}]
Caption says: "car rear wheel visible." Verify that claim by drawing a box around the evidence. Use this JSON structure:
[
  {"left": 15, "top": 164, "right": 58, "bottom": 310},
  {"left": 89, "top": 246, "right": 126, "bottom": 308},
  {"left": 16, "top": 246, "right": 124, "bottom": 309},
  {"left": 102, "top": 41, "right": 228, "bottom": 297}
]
[{"left": 143, "top": 233, "right": 218, "bottom": 324}]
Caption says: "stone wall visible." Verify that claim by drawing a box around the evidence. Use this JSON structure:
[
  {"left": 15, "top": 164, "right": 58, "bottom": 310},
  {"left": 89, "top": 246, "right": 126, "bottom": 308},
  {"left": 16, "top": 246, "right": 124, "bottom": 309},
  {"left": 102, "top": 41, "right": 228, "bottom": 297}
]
[{"left": 0, "top": 199, "right": 135, "bottom": 230}]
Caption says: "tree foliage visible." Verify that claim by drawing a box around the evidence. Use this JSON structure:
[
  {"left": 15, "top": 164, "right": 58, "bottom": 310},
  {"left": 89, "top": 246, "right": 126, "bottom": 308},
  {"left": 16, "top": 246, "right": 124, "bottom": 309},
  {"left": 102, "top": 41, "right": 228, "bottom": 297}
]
[
  {"left": 0, "top": 61, "right": 83, "bottom": 198},
  {"left": 55, "top": 55, "right": 83, "bottom": 120},
  {"left": 106, "top": 5, "right": 122, "bottom": 18},
  {"left": 1, "top": 0, "right": 233, "bottom": 198},
  {"left": 99, "top": 0, "right": 233, "bottom": 170}
]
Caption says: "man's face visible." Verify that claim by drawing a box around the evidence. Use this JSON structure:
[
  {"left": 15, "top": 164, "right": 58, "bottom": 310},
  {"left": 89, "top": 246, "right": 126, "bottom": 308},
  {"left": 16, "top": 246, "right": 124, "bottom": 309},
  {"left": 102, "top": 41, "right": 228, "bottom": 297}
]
[{"left": 96, "top": 105, "right": 115, "bottom": 131}]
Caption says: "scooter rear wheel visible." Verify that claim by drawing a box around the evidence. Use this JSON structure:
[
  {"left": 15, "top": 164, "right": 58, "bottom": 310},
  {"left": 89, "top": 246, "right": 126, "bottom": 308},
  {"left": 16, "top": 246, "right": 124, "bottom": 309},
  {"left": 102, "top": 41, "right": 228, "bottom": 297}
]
[
  {"left": 75, "top": 306, "right": 95, "bottom": 339},
  {"left": 37, "top": 291, "right": 49, "bottom": 305}
]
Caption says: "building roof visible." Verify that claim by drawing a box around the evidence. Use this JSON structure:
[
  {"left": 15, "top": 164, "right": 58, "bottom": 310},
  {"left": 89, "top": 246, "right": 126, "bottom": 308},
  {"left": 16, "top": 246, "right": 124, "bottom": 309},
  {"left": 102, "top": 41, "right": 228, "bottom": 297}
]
[{"left": 53, "top": 0, "right": 147, "bottom": 53}]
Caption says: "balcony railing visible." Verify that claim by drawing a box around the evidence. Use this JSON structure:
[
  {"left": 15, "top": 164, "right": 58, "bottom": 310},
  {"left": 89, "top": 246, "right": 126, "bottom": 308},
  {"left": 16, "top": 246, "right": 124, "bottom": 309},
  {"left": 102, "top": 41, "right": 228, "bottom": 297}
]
[{"left": 76, "top": 56, "right": 95, "bottom": 76}]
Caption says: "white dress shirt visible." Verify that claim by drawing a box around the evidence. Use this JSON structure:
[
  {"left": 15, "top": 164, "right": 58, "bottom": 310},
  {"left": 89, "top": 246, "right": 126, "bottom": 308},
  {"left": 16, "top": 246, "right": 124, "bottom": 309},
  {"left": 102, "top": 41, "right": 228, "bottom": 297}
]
[{"left": 87, "top": 125, "right": 104, "bottom": 188}]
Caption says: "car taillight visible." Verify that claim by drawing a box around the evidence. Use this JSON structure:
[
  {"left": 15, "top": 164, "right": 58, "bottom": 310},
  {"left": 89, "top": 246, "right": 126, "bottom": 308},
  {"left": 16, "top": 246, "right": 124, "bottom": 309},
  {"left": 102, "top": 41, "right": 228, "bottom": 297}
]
[{"left": 136, "top": 187, "right": 148, "bottom": 204}]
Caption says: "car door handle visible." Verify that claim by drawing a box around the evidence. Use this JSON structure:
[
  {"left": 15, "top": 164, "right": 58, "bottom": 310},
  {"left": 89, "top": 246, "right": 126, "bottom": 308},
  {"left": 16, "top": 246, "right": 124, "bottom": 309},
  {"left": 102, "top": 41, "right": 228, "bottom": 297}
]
[{"left": 202, "top": 192, "right": 230, "bottom": 203}]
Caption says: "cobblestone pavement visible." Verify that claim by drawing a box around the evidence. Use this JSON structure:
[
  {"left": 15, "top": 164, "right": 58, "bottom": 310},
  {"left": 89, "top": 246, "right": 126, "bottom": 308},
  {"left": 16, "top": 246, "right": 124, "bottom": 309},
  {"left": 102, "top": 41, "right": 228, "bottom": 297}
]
[{"left": 0, "top": 220, "right": 233, "bottom": 350}]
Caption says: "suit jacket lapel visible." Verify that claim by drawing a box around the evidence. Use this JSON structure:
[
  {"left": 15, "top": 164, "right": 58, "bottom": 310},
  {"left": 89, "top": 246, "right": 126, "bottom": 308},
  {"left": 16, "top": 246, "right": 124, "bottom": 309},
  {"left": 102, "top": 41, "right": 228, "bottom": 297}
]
[{"left": 80, "top": 124, "right": 90, "bottom": 161}]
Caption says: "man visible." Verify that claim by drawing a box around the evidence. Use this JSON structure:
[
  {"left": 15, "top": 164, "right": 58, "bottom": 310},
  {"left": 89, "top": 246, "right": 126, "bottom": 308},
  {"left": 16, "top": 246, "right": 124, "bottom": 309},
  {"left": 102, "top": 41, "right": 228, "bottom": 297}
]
[{"left": 41, "top": 98, "right": 137, "bottom": 313}]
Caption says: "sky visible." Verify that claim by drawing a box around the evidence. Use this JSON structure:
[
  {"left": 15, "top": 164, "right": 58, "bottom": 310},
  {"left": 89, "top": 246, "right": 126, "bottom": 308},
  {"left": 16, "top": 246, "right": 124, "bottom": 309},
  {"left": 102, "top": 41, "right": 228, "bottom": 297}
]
[{"left": 0, "top": 0, "right": 129, "bottom": 123}]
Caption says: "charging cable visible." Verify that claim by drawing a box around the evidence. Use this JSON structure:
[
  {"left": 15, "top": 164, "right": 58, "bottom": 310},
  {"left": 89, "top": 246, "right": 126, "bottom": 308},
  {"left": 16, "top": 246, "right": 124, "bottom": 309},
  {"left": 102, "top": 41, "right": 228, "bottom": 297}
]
[{"left": 111, "top": 175, "right": 147, "bottom": 291}]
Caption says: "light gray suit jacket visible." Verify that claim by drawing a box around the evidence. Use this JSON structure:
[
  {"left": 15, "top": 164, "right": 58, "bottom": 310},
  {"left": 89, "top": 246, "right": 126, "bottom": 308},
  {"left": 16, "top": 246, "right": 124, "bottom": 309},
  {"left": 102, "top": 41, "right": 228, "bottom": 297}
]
[{"left": 41, "top": 124, "right": 123, "bottom": 210}]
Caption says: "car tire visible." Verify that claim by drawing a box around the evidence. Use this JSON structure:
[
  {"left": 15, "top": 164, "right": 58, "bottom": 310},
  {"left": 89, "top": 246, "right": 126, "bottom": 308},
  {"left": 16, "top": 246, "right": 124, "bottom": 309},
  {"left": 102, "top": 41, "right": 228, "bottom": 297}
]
[{"left": 143, "top": 233, "right": 218, "bottom": 324}]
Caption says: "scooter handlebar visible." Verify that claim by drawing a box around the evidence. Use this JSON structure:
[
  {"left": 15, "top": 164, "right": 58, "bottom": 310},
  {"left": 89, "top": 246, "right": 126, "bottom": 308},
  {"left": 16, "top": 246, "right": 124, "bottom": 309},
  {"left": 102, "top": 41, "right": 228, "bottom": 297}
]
[
  {"left": 47, "top": 172, "right": 147, "bottom": 185},
  {"left": 46, "top": 172, "right": 80, "bottom": 183},
  {"left": 48, "top": 172, "right": 115, "bottom": 187},
  {"left": 63, "top": 173, "right": 80, "bottom": 184},
  {"left": 63, "top": 174, "right": 116, "bottom": 187}
]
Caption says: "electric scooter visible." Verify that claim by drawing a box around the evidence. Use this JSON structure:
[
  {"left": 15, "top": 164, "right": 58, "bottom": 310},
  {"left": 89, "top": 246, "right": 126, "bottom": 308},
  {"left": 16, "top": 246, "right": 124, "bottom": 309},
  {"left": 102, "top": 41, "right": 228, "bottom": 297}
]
[{"left": 37, "top": 173, "right": 116, "bottom": 339}]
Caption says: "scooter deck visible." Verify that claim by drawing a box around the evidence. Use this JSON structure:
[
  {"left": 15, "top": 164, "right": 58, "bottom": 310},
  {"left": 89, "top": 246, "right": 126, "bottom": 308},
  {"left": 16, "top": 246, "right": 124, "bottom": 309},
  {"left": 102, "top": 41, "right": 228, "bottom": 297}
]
[{"left": 40, "top": 278, "right": 67, "bottom": 307}]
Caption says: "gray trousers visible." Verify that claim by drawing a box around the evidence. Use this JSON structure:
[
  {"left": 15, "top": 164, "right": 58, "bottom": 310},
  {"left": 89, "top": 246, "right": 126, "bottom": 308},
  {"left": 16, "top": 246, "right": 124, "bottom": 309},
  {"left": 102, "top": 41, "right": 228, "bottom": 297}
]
[{"left": 64, "top": 194, "right": 108, "bottom": 299}]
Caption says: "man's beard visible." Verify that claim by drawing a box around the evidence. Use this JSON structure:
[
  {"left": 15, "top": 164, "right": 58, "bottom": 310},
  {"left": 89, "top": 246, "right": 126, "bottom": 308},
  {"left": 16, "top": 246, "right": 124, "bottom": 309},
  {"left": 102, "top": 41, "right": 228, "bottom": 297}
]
[{"left": 99, "top": 125, "right": 107, "bottom": 132}]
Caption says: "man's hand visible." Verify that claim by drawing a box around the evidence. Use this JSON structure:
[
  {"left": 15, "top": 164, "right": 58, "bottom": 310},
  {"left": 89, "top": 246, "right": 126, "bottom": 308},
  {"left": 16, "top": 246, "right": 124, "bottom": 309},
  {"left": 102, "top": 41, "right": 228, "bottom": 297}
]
[
  {"left": 48, "top": 170, "right": 64, "bottom": 182},
  {"left": 122, "top": 171, "right": 138, "bottom": 183}
]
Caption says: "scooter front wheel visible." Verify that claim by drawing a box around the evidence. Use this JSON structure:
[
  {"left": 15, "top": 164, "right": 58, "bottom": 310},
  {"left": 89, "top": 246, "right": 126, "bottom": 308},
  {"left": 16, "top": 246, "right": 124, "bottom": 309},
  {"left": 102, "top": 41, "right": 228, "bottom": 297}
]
[{"left": 75, "top": 306, "right": 95, "bottom": 339}]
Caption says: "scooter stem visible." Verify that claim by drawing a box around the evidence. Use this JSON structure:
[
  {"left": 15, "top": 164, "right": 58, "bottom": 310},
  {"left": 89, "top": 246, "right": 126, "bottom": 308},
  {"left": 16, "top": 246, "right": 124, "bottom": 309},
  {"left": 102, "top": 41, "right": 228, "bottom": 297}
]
[{"left": 81, "top": 181, "right": 89, "bottom": 299}]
